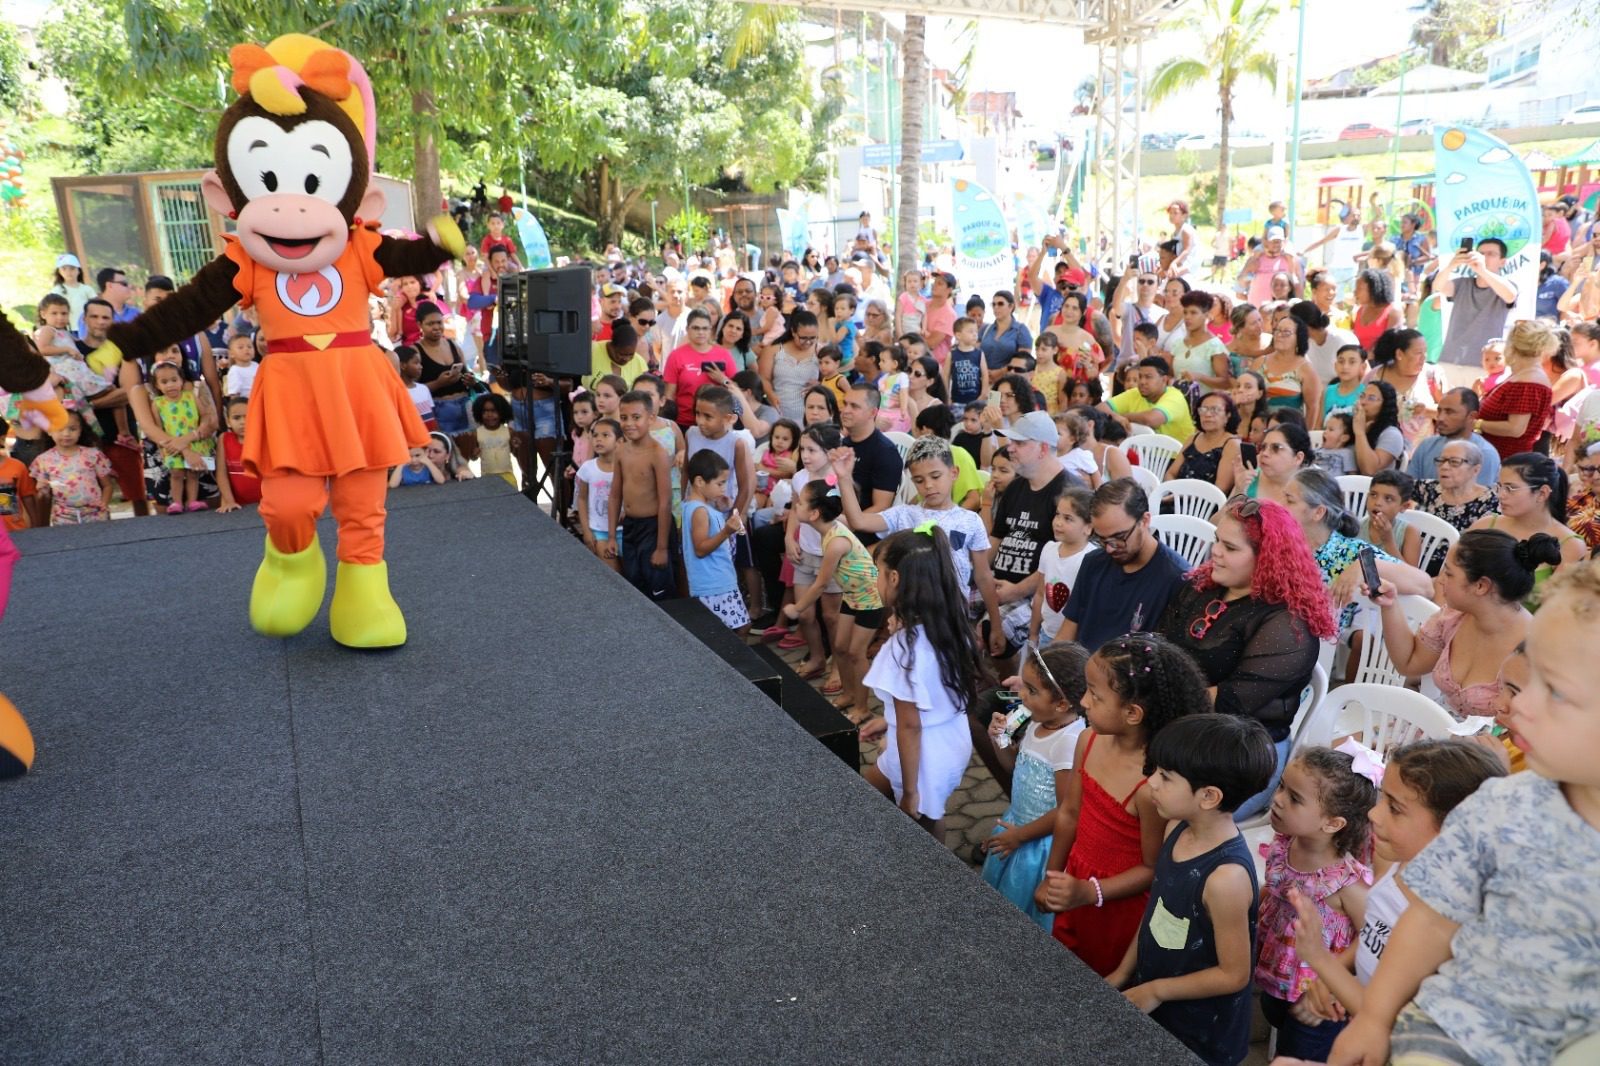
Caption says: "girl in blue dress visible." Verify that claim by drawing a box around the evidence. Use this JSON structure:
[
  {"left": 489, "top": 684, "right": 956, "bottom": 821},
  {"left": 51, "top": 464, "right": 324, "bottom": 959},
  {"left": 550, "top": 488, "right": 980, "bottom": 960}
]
[{"left": 981, "top": 641, "right": 1089, "bottom": 929}]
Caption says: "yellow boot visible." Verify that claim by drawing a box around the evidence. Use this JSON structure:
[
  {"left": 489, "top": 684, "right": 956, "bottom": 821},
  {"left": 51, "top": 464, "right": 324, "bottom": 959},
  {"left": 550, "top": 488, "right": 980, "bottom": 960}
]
[
  {"left": 249, "top": 536, "right": 327, "bottom": 637},
  {"left": 328, "top": 561, "right": 407, "bottom": 649}
]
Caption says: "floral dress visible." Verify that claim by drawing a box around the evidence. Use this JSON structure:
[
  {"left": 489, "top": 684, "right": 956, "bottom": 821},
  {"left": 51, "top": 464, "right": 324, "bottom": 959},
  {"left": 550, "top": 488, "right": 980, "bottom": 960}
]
[
  {"left": 1254, "top": 832, "right": 1371, "bottom": 1003},
  {"left": 29, "top": 446, "right": 112, "bottom": 524},
  {"left": 1314, "top": 531, "right": 1395, "bottom": 631},
  {"left": 1411, "top": 481, "right": 1498, "bottom": 534},
  {"left": 1567, "top": 490, "right": 1600, "bottom": 553},
  {"left": 151, "top": 390, "right": 215, "bottom": 470},
  {"left": 1415, "top": 608, "right": 1503, "bottom": 720}
]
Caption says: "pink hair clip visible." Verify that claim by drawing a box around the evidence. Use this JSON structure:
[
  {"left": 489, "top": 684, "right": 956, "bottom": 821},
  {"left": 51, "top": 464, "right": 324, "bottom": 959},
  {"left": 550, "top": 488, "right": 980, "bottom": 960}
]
[
  {"left": 823, "top": 473, "right": 838, "bottom": 487},
  {"left": 1335, "top": 738, "right": 1384, "bottom": 787}
]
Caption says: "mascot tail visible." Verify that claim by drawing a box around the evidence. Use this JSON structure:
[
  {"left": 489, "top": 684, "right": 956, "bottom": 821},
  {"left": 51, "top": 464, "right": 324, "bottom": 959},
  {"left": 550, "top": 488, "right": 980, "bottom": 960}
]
[{"left": 0, "top": 304, "right": 68, "bottom": 433}]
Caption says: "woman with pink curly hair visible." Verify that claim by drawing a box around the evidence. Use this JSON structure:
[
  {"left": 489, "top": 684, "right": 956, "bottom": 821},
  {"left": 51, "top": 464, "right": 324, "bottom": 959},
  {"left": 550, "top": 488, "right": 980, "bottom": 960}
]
[{"left": 1157, "top": 498, "right": 1336, "bottom": 819}]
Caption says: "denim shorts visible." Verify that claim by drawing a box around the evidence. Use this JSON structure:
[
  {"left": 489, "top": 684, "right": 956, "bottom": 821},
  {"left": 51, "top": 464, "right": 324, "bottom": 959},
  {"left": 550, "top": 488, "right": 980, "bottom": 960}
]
[{"left": 509, "top": 396, "right": 558, "bottom": 439}]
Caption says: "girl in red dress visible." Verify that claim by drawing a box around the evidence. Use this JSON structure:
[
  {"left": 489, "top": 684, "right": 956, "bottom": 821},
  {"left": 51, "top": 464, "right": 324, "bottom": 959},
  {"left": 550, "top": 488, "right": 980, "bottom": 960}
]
[{"left": 1035, "top": 633, "right": 1213, "bottom": 975}]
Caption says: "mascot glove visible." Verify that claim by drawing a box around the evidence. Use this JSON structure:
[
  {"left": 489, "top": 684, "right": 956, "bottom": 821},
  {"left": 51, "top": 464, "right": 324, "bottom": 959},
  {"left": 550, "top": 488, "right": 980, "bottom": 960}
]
[
  {"left": 85, "top": 341, "right": 123, "bottom": 380},
  {"left": 427, "top": 214, "right": 467, "bottom": 260},
  {"left": 18, "top": 389, "right": 68, "bottom": 434}
]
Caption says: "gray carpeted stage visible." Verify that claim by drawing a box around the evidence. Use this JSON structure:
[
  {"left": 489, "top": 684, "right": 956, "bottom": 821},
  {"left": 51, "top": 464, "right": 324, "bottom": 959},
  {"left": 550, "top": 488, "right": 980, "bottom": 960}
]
[{"left": 0, "top": 480, "right": 1196, "bottom": 1064}]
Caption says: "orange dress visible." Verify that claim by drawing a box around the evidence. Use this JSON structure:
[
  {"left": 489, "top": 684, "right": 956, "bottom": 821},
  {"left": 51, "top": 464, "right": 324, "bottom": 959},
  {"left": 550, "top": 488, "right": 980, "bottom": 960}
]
[{"left": 224, "top": 225, "right": 428, "bottom": 480}]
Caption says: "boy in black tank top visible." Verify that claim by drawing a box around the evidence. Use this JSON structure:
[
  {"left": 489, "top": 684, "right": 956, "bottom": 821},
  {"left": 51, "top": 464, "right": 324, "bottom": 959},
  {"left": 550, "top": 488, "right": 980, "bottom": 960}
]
[{"left": 1109, "top": 715, "right": 1277, "bottom": 1066}]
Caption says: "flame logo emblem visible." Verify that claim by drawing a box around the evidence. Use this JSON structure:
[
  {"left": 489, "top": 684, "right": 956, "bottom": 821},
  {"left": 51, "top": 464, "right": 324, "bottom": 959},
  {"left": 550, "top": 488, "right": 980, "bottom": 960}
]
[{"left": 276, "top": 266, "right": 343, "bottom": 318}]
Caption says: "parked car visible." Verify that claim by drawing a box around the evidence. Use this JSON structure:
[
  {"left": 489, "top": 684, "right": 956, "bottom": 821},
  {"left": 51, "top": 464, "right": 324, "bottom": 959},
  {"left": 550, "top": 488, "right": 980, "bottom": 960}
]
[
  {"left": 1561, "top": 103, "right": 1600, "bottom": 126},
  {"left": 1174, "top": 132, "right": 1219, "bottom": 151},
  {"left": 1397, "top": 118, "right": 1433, "bottom": 136},
  {"left": 1339, "top": 123, "right": 1394, "bottom": 140},
  {"left": 1298, "top": 126, "right": 1333, "bottom": 144}
]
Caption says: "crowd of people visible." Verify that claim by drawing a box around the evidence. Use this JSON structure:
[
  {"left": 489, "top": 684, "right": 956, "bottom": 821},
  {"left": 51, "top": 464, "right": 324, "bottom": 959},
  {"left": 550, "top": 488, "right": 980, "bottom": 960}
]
[{"left": 4, "top": 192, "right": 1599, "bottom": 1065}]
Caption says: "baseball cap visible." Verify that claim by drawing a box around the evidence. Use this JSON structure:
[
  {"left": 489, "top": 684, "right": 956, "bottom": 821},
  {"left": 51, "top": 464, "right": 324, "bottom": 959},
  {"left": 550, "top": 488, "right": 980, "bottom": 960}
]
[
  {"left": 1000, "top": 410, "right": 1060, "bottom": 446},
  {"left": 1265, "top": 226, "right": 1285, "bottom": 241},
  {"left": 1061, "top": 266, "right": 1088, "bottom": 287},
  {"left": 56, "top": 252, "right": 81, "bottom": 269},
  {"left": 600, "top": 283, "right": 627, "bottom": 297}
]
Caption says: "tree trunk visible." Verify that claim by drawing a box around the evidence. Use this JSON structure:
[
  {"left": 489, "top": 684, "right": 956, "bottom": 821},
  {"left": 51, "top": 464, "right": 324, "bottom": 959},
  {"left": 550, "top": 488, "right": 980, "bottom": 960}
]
[
  {"left": 1217, "top": 87, "right": 1232, "bottom": 242},
  {"left": 411, "top": 88, "right": 442, "bottom": 224},
  {"left": 895, "top": 15, "right": 926, "bottom": 284}
]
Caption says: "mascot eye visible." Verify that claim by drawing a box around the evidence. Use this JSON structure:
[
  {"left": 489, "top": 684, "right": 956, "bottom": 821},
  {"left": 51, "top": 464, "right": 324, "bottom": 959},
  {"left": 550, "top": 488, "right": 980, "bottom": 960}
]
[
  {"left": 261, "top": 171, "right": 278, "bottom": 193},
  {"left": 304, "top": 174, "right": 320, "bottom": 195}
]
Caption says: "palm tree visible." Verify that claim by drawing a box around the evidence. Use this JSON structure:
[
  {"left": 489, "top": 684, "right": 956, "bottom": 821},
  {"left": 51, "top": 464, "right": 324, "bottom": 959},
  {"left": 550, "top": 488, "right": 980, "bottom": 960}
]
[
  {"left": 895, "top": 15, "right": 926, "bottom": 283},
  {"left": 1146, "top": 0, "right": 1277, "bottom": 236}
]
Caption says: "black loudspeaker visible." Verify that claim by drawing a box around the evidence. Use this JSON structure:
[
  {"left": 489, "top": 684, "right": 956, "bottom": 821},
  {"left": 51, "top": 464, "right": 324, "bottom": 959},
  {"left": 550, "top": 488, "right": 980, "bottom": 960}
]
[{"left": 498, "top": 266, "right": 591, "bottom": 378}]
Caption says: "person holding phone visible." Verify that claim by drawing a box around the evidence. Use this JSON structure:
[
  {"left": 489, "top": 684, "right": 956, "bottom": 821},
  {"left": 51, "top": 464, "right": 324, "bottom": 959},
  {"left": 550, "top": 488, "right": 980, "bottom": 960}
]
[
  {"left": 1435, "top": 237, "right": 1519, "bottom": 389},
  {"left": 661, "top": 309, "right": 738, "bottom": 430}
]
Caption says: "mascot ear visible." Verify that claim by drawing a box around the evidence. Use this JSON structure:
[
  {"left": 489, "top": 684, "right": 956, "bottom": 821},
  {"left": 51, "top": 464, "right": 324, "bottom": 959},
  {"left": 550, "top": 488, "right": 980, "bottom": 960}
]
[
  {"left": 358, "top": 183, "right": 386, "bottom": 225},
  {"left": 201, "top": 170, "right": 235, "bottom": 217}
]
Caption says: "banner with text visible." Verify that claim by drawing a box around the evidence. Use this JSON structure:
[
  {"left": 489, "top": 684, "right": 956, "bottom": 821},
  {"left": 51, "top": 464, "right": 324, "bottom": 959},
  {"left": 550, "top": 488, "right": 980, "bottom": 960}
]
[
  {"left": 511, "top": 207, "right": 553, "bottom": 269},
  {"left": 1433, "top": 126, "right": 1539, "bottom": 320},
  {"left": 952, "top": 178, "right": 1014, "bottom": 304}
]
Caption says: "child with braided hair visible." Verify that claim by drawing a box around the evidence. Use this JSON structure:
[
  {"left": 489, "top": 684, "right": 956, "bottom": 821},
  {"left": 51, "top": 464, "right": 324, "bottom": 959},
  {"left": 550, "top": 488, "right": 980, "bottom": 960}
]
[{"left": 1035, "top": 632, "right": 1212, "bottom": 976}]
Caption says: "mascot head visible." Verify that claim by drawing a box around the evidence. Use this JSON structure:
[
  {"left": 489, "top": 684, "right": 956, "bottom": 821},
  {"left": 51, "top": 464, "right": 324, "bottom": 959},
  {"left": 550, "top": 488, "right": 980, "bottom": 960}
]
[{"left": 201, "top": 34, "right": 385, "bottom": 275}]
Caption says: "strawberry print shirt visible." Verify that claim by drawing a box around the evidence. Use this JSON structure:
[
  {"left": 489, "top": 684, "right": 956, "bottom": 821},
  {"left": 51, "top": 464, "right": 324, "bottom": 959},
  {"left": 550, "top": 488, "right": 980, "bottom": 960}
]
[{"left": 1038, "top": 542, "right": 1096, "bottom": 640}]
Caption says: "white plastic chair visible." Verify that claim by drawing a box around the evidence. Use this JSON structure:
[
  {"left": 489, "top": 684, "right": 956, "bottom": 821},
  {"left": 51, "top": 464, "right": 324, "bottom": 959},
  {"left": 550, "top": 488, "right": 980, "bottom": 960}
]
[
  {"left": 1156, "top": 478, "right": 1228, "bottom": 522},
  {"left": 1126, "top": 433, "right": 1183, "bottom": 472},
  {"left": 1128, "top": 464, "right": 1162, "bottom": 501},
  {"left": 1350, "top": 594, "right": 1440, "bottom": 689},
  {"left": 1293, "top": 682, "right": 1457, "bottom": 757},
  {"left": 895, "top": 468, "right": 919, "bottom": 506},
  {"left": 1308, "top": 430, "right": 1325, "bottom": 449},
  {"left": 1398, "top": 509, "right": 1460, "bottom": 573},
  {"left": 1238, "top": 664, "right": 1330, "bottom": 832},
  {"left": 1150, "top": 513, "right": 1217, "bottom": 568},
  {"left": 884, "top": 430, "right": 915, "bottom": 462},
  {"left": 1126, "top": 422, "right": 1154, "bottom": 436},
  {"left": 1337, "top": 474, "right": 1372, "bottom": 522}
]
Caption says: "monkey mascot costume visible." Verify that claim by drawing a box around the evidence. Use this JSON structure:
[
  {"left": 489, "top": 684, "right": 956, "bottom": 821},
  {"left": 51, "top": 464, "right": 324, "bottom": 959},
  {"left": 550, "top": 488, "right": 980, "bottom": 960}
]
[
  {"left": 86, "top": 34, "right": 463, "bottom": 648},
  {"left": 0, "top": 312, "right": 65, "bottom": 777}
]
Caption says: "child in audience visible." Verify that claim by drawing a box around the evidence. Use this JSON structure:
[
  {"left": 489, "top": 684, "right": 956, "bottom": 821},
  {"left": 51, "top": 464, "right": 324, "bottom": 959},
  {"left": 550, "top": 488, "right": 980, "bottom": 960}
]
[
  {"left": 397, "top": 346, "right": 436, "bottom": 430},
  {"left": 1037, "top": 633, "right": 1212, "bottom": 976},
  {"left": 1363, "top": 469, "right": 1422, "bottom": 567},
  {"left": 1255, "top": 745, "right": 1377, "bottom": 1060},
  {"left": 31, "top": 293, "right": 77, "bottom": 359},
  {"left": 982, "top": 641, "right": 1089, "bottom": 928},
  {"left": 633, "top": 375, "right": 685, "bottom": 523},
  {"left": 1028, "top": 486, "right": 1095, "bottom": 645},
  {"left": 784, "top": 479, "right": 882, "bottom": 725},
  {"left": 815, "top": 346, "right": 848, "bottom": 408},
  {"left": 577, "top": 418, "right": 621, "bottom": 568},
  {"left": 223, "top": 332, "right": 258, "bottom": 398},
  {"left": 214, "top": 397, "right": 260, "bottom": 512},
  {"left": 683, "top": 450, "right": 749, "bottom": 633},
  {"left": 981, "top": 451, "right": 1017, "bottom": 537},
  {"left": 1329, "top": 561, "right": 1600, "bottom": 1066},
  {"left": 608, "top": 390, "right": 674, "bottom": 600},
  {"left": 830, "top": 437, "right": 1002, "bottom": 644},
  {"left": 426, "top": 431, "right": 470, "bottom": 481},
  {"left": 831, "top": 291, "right": 858, "bottom": 364},
  {"left": 591, "top": 374, "right": 627, "bottom": 423},
  {"left": 1109, "top": 714, "right": 1278, "bottom": 1066},
  {"left": 1289, "top": 740, "right": 1506, "bottom": 1027},
  {"left": 875, "top": 344, "right": 914, "bottom": 434},
  {"left": 953, "top": 402, "right": 988, "bottom": 462},
  {"left": 1471, "top": 338, "right": 1507, "bottom": 396},
  {"left": 946, "top": 317, "right": 986, "bottom": 408},
  {"left": 1055, "top": 410, "right": 1100, "bottom": 484},
  {"left": 29, "top": 410, "right": 113, "bottom": 524},
  {"left": 568, "top": 392, "right": 597, "bottom": 475},
  {"left": 862, "top": 525, "right": 989, "bottom": 829},
  {"left": 390, "top": 444, "right": 446, "bottom": 486},
  {"left": 897, "top": 268, "right": 927, "bottom": 336},
  {"left": 1322, "top": 345, "right": 1367, "bottom": 427},
  {"left": 756, "top": 418, "right": 800, "bottom": 507},
  {"left": 1068, "top": 377, "right": 1103, "bottom": 408},
  {"left": 1315, "top": 412, "right": 1358, "bottom": 477},
  {"left": 784, "top": 424, "right": 844, "bottom": 676},
  {"left": 469, "top": 393, "right": 519, "bottom": 488},
  {"left": 148, "top": 362, "right": 213, "bottom": 514}
]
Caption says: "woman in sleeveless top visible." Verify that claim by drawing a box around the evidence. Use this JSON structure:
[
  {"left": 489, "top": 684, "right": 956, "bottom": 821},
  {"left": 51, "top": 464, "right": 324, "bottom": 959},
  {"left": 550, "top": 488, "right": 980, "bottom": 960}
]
[
  {"left": 1261, "top": 316, "right": 1322, "bottom": 426},
  {"left": 1350, "top": 268, "right": 1401, "bottom": 354},
  {"left": 1466, "top": 453, "right": 1588, "bottom": 610}
]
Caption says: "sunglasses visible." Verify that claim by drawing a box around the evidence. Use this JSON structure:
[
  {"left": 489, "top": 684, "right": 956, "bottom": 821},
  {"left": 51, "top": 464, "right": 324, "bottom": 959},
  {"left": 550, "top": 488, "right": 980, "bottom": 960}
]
[
  {"left": 1188, "top": 598, "right": 1229, "bottom": 640},
  {"left": 1435, "top": 456, "right": 1473, "bottom": 468},
  {"left": 636, "top": 317, "right": 656, "bottom": 326},
  {"left": 1579, "top": 465, "right": 1600, "bottom": 476},
  {"left": 1137, "top": 278, "right": 1157, "bottom": 285}
]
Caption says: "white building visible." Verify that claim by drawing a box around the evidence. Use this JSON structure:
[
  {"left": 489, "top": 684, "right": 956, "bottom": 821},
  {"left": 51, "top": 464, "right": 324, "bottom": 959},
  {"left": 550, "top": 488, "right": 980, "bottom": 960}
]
[{"left": 1482, "top": 0, "right": 1600, "bottom": 126}]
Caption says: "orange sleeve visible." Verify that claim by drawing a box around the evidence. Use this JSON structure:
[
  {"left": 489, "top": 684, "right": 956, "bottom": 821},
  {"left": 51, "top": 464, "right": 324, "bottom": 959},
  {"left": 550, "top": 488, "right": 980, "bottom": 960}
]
[
  {"left": 221, "top": 234, "right": 257, "bottom": 308},
  {"left": 352, "top": 225, "right": 387, "bottom": 296}
]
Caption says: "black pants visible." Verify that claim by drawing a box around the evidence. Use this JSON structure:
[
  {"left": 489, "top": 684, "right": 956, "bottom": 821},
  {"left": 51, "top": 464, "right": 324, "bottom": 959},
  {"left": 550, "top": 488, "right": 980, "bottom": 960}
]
[
  {"left": 751, "top": 521, "right": 787, "bottom": 618},
  {"left": 621, "top": 516, "right": 675, "bottom": 601}
]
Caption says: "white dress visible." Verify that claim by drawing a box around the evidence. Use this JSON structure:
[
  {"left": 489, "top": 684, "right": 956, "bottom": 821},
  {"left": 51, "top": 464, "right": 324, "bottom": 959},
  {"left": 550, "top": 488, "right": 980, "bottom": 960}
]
[{"left": 864, "top": 625, "right": 974, "bottom": 820}]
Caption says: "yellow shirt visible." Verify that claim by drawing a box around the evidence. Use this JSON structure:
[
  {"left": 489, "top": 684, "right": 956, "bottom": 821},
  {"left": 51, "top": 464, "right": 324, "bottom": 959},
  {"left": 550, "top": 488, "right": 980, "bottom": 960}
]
[
  {"left": 951, "top": 444, "right": 984, "bottom": 507},
  {"left": 1110, "top": 385, "right": 1195, "bottom": 443},
  {"left": 588, "top": 341, "right": 648, "bottom": 390}
]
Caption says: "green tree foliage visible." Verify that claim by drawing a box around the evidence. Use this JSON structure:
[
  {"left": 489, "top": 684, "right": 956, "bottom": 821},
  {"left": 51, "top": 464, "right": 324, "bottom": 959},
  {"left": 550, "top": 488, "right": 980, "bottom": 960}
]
[
  {"left": 0, "top": 20, "right": 28, "bottom": 115},
  {"left": 1410, "top": 0, "right": 1502, "bottom": 71},
  {"left": 1146, "top": 0, "right": 1277, "bottom": 240},
  {"left": 38, "top": 0, "right": 828, "bottom": 249}
]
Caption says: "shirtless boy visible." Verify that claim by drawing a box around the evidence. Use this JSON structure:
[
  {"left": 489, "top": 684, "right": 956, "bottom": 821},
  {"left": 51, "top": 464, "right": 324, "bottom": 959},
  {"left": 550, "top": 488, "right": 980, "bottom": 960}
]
[{"left": 608, "top": 390, "right": 674, "bottom": 600}]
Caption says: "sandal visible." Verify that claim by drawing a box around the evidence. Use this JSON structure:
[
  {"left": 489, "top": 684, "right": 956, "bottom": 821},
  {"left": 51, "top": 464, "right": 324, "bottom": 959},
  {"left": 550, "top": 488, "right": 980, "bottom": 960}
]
[
  {"left": 820, "top": 678, "right": 844, "bottom": 696},
  {"left": 760, "top": 625, "right": 791, "bottom": 642},
  {"left": 776, "top": 632, "right": 807, "bottom": 650},
  {"left": 796, "top": 664, "right": 827, "bottom": 681}
]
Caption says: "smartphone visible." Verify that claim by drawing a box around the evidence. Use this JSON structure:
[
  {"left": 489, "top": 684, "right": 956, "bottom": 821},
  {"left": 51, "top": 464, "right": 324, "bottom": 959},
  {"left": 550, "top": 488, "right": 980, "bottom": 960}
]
[
  {"left": 1357, "top": 545, "right": 1382, "bottom": 599},
  {"left": 987, "top": 389, "right": 1002, "bottom": 409},
  {"left": 700, "top": 361, "right": 719, "bottom": 373},
  {"left": 1458, "top": 237, "right": 1474, "bottom": 252}
]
